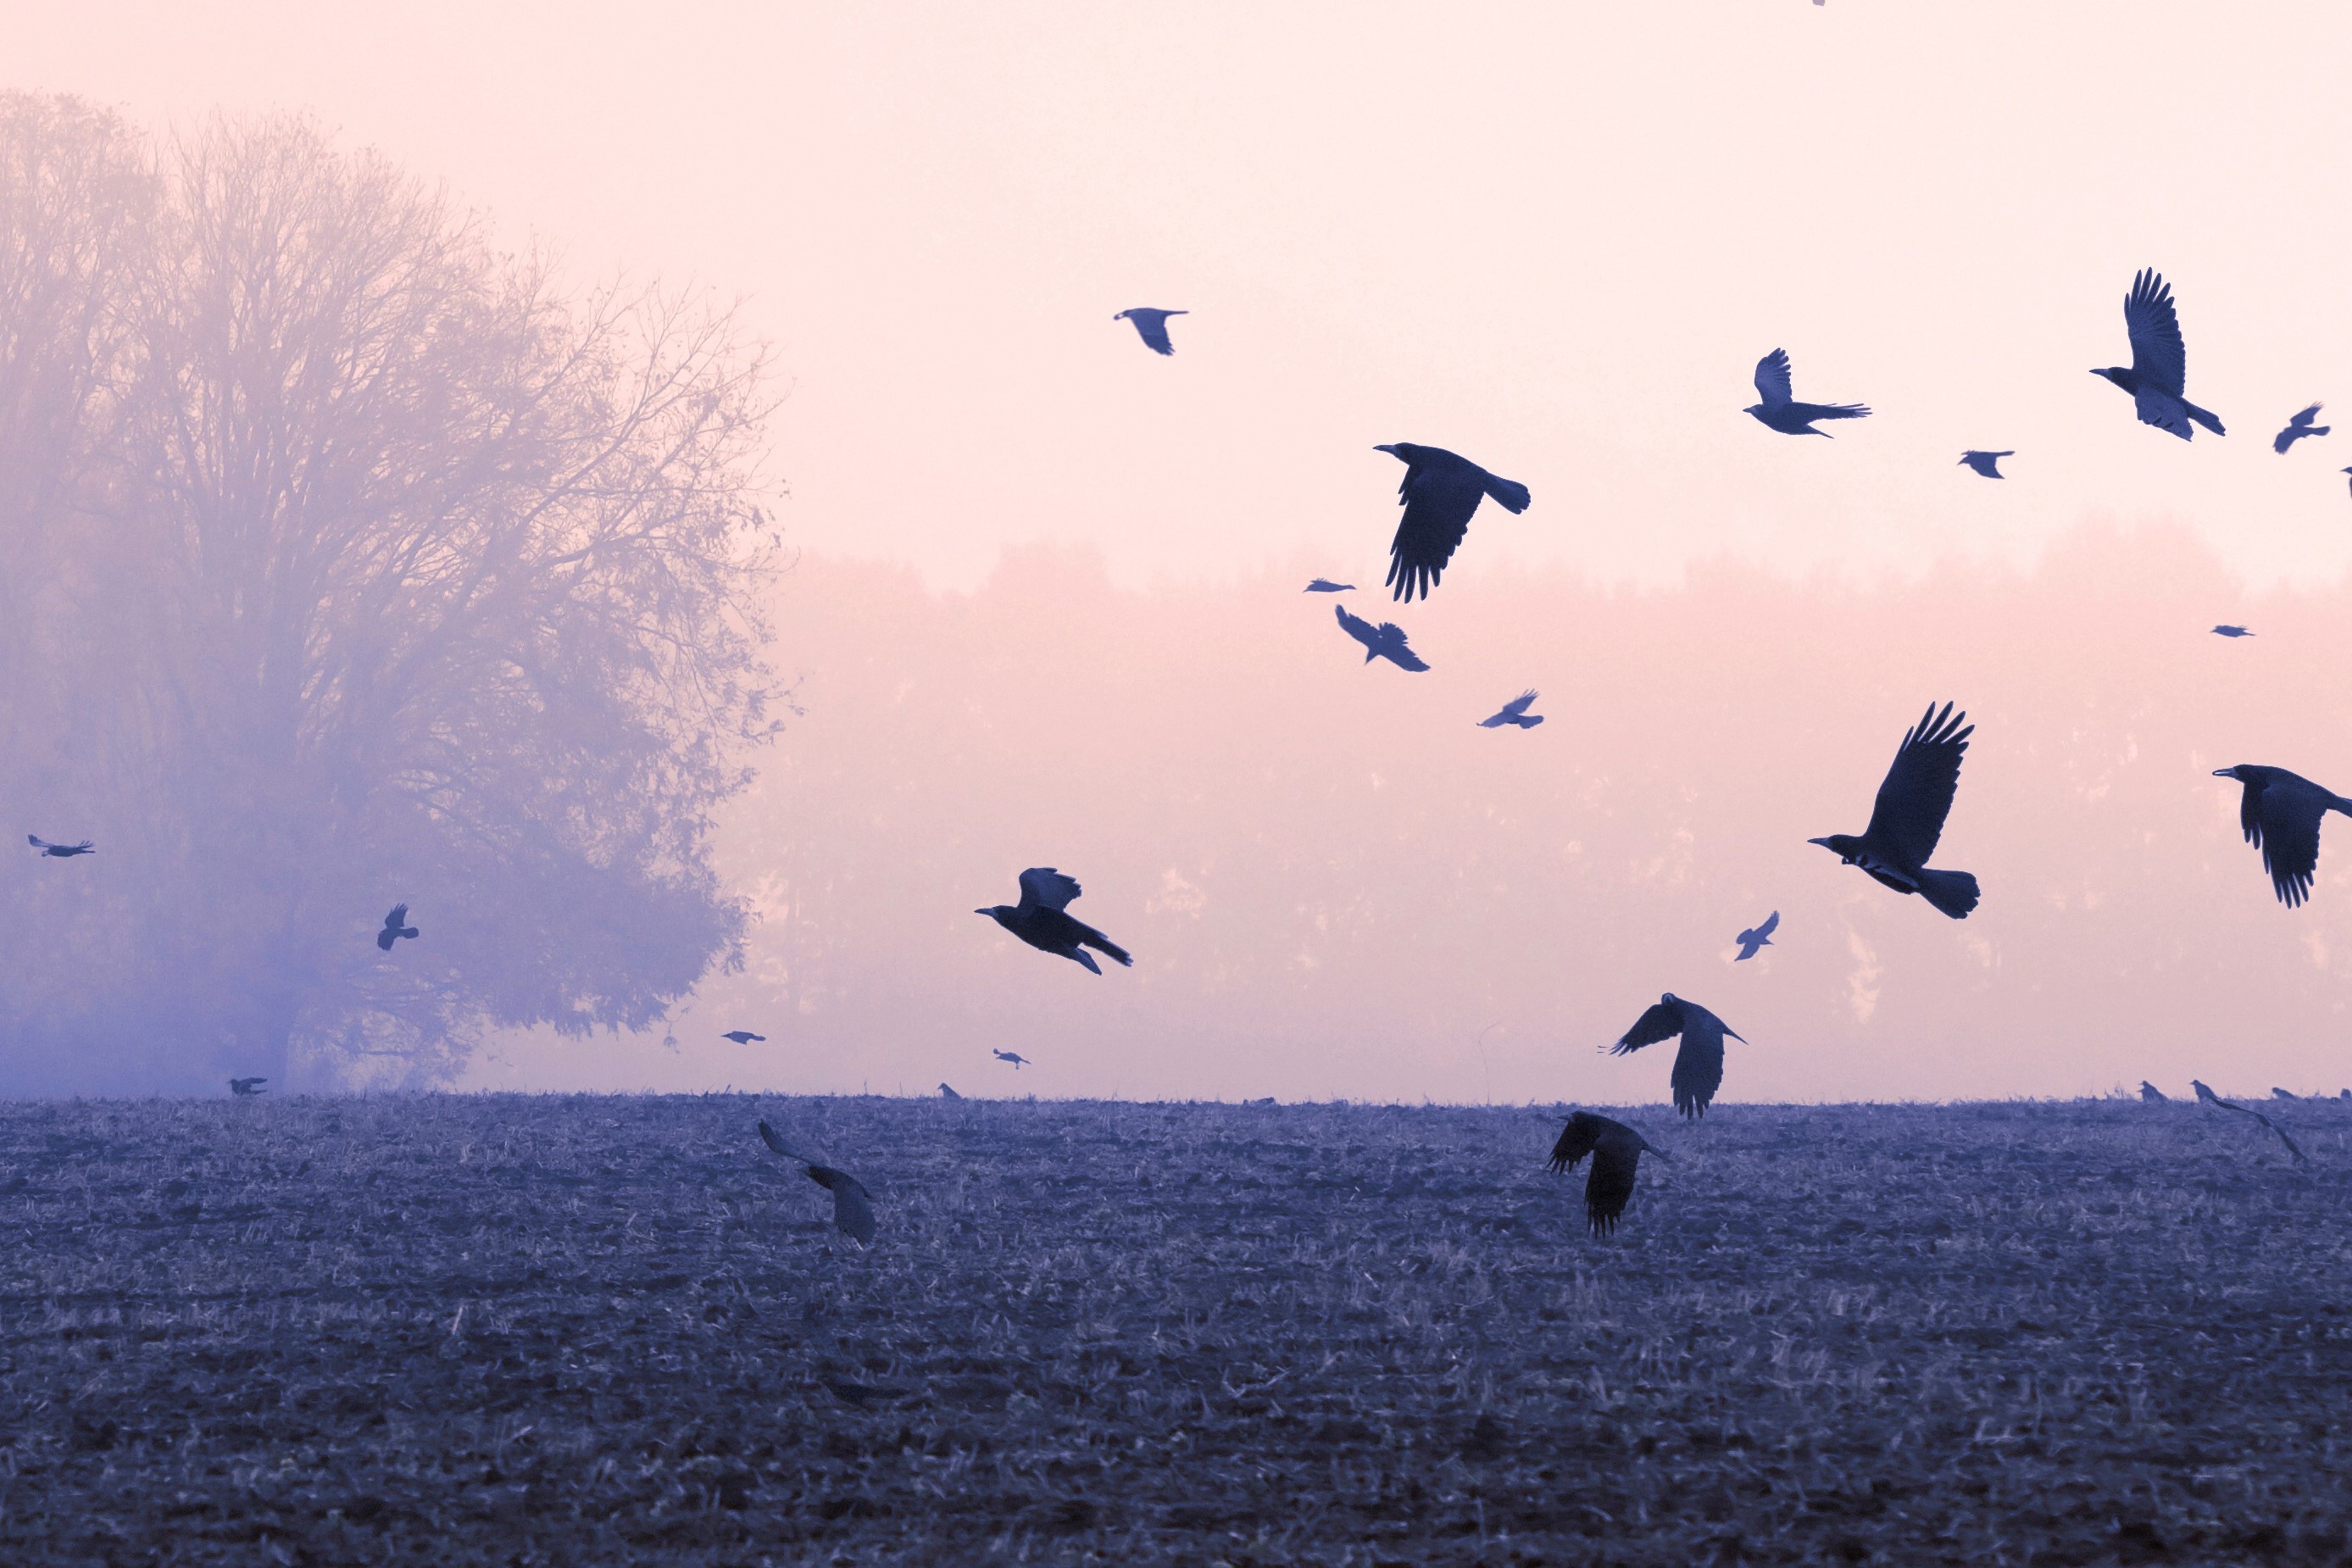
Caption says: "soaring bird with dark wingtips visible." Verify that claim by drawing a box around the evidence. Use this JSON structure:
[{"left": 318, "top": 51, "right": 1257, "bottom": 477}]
[
  {"left": 2092, "top": 269, "right": 2224, "bottom": 440},
  {"left": 1732, "top": 910, "right": 1779, "bottom": 961},
  {"left": 1958, "top": 449, "right": 2012, "bottom": 478},
  {"left": 976, "top": 868, "right": 1132, "bottom": 974},
  {"left": 757, "top": 1121, "right": 877, "bottom": 1243},
  {"left": 2274, "top": 403, "right": 2328, "bottom": 453},
  {"left": 1304, "top": 578, "right": 1354, "bottom": 593},
  {"left": 1546, "top": 1111, "right": 1667, "bottom": 1236},
  {"left": 2211, "top": 625, "right": 2253, "bottom": 638},
  {"left": 1608, "top": 993, "right": 1746, "bottom": 1120},
  {"left": 1743, "top": 348, "right": 1870, "bottom": 436},
  {"left": 993, "top": 1049, "right": 1030, "bottom": 1070},
  {"left": 27, "top": 836, "right": 94, "bottom": 857},
  {"left": 2139, "top": 1081, "right": 2167, "bottom": 1104},
  {"left": 229, "top": 1077, "right": 267, "bottom": 1097},
  {"left": 720, "top": 1030, "right": 765, "bottom": 1045},
  {"left": 1372, "top": 443, "right": 1531, "bottom": 602},
  {"left": 1809, "top": 702, "right": 1981, "bottom": 919},
  {"left": 2211, "top": 765, "right": 2352, "bottom": 908},
  {"left": 1333, "top": 603, "right": 1429, "bottom": 671},
  {"left": 1476, "top": 690, "right": 1543, "bottom": 729},
  {"left": 1113, "top": 308, "right": 1186, "bottom": 355},
  {"left": 376, "top": 904, "right": 418, "bottom": 951}
]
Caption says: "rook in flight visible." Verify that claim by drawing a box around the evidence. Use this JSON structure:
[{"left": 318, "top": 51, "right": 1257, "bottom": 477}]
[
  {"left": 2211, "top": 625, "right": 2253, "bottom": 638},
  {"left": 1333, "top": 603, "right": 1429, "bottom": 671},
  {"left": 2211, "top": 764, "right": 2352, "bottom": 908},
  {"left": 27, "top": 836, "right": 93, "bottom": 858},
  {"left": 1958, "top": 449, "right": 2011, "bottom": 478},
  {"left": 976, "top": 868, "right": 1132, "bottom": 974},
  {"left": 1476, "top": 690, "right": 1543, "bottom": 729},
  {"left": 1373, "top": 443, "right": 1531, "bottom": 601},
  {"left": 376, "top": 904, "right": 418, "bottom": 951},
  {"left": 1546, "top": 1111, "right": 1668, "bottom": 1236},
  {"left": 757, "top": 1121, "right": 877, "bottom": 1243},
  {"left": 993, "top": 1048, "right": 1031, "bottom": 1070},
  {"left": 1113, "top": 308, "right": 1186, "bottom": 355},
  {"left": 1809, "top": 702, "right": 1981, "bottom": 919},
  {"left": 1304, "top": 578, "right": 1354, "bottom": 593},
  {"left": 1744, "top": 348, "right": 1869, "bottom": 436},
  {"left": 721, "top": 1030, "right": 765, "bottom": 1045},
  {"left": 2274, "top": 403, "right": 2328, "bottom": 453},
  {"left": 2092, "top": 270, "right": 2223, "bottom": 439},
  {"left": 1732, "top": 910, "right": 1779, "bottom": 961},
  {"left": 1608, "top": 993, "right": 1746, "bottom": 1120},
  {"left": 229, "top": 1077, "right": 267, "bottom": 1097},
  {"left": 2343, "top": 466, "right": 2352, "bottom": 498}
]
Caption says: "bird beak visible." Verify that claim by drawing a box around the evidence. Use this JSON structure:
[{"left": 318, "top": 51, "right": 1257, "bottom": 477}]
[
  {"left": 1805, "top": 837, "right": 1832, "bottom": 848},
  {"left": 1372, "top": 443, "right": 1397, "bottom": 455},
  {"left": 2211, "top": 769, "right": 2232, "bottom": 778},
  {"left": 973, "top": 908, "right": 990, "bottom": 915}
]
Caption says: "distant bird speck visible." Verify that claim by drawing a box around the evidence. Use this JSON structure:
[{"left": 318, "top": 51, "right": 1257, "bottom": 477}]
[
  {"left": 720, "top": 1030, "right": 765, "bottom": 1045},
  {"left": 1744, "top": 348, "right": 1870, "bottom": 436},
  {"left": 1476, "top": 690, "right": 1543, "bottom": 729},
  {"left": 938, "top": 1082, "right": 963, "bottom": 1100},
  {"left": 2274, "top": 403, "right": 2328, "bottom": 453},
  {"left": 2092, "top": 270, "right": 2224, "bottom": 440},
  {"left": 1958, "top": 449, "right": 2011, "bottom": 478},
  {"left": 2342, "top": 466, "right": 2352, "bottom": 497},
  {"left": 1304, "top": 578, "right": 1355, "bottom": 593},
  {"left": 756, "top": 1120, "right": 877, "bottom": 1244},
  {"left": 2139, "top": 1081, "right": 2167, "bottom": 1104},
  {"left": 2211, "top": 764, "right": 2352, "bottom": 908},
  {"left": 976, "top": 867, "right": 1132, "bottom": 974},
  {"left": 1373, "top": 443, "right": 1531, "bottom": 601},
  {"left": 1547, "top": 1110, "right": 1668, "bottom": 1235},
  {"left": 2211, "top": 625, "right": 2253, "bottom": 637},
  {"left": 993, "top": 1049, "right": 1031, "bottom": 1070},
  {"left": 2272, "top": 1087, "right": 2299, "bottom": 1101},
  {"left": 2192, "top": 1080, "right": 2309, "bottom": 1165},
  {"left": 1809, "top": 702, "right": 1981, "bottom": 919},
  {"left": 1608, "top": 993, "right": 1746, "bottom": 1120},
  {"left": 229, "top": 1077, "right": 267, "bottom": 1097},
  {"left": 28, "top": 836, "right": 93, "bottom": 858},
  {"left": 375, "top": 904, "right": 418, "bottom": 951},
  {"left": 1334, "top": 603, "right": 1429, "bottom": 671},
  {"left": 1113, "top": 308, "right": 1186, "bottom": 355},
  {"left": 1732, "top": 910, "right": 1779, "bottom": 961}
]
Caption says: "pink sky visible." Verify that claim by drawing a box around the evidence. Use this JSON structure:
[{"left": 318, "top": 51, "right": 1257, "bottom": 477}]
[{"left": 15, "top": 4, "right": 2352, "bottom": 1098}]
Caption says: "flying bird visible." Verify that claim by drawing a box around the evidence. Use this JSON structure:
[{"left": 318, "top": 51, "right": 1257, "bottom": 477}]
[
  {"left": 2211, "top": 625, "right": 2253, "bottom": 638},
  {"left": 375, "top": 904, "right": 418, "bottom": 951},
  {"left": 720, "top": 1030, "right": 765, "bottom": 1045},
  {"left": 938, "top": 1082, "right": 963, "bottom": 1100},
  {"left": 2139, "top": 1081, "right": 2167, "bottom": 1104},
  {"left": 27, "top": 836, "right": 93, "bottom": 857},
  {"left": 2211, "top": 765, "right": 2352, "bottom": 908},
  {"left": 1113, "top": 308, "right": 1186, "bottom": 355},
  {"left": 1304, "top": 578, "right": 1355, "bottom": 593},
  {"left": 1809, "top": 702, "right": 1981, "bottom": 919},
  {"left": 2092, "top": 270, "right": 2224, "bottom": 439},
  {"left": 1373, "top": 442, "right": 1531, "bottom": 602},
  {"left": 2191, "top": 1081, "right": 2309, "bottom": 1166},
  {"left": 756, "top": 1121, "right": 877, "bottom": 1244},
  {"left": 1333, "top": 603, "right": 1429, "bottom": 671},
  {"left": 993, "top": 1049, "right": 1031, "bottom": 1070},
  {"left": 1476, "top": 690, "right": 1543, "bottom": 729},
  {"left": 1957, "top": 449, "right": 2012, "bottom": 479},
  {"left": 2274, "top": 403, "right": 2328, "bottom": 453},
  {"left": 976, "top": 868, "right": 1132, "bottom": 975},
  {"left": 1744, "top": 348, "right": 1870, "bottom": 436},
  {"left": 2343, "top": 466, "right": 2352, "bottom": 498},
  {"left": 1607, "top": 993, "right": 1746, "bottom": 1120},
  {"left": 229, "top": 1077, "right": 267, "bottom": 1097},
  {"left": 1546, "top": 1111, "right": 1668, "bottom": 1237},
  {"left": 1732, "top": 910, "right": 1779, "bottom": 961}
]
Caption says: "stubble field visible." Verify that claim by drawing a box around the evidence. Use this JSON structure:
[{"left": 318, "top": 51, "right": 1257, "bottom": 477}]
[{"left": 2, "top": 1092, "right": 2349, "bottom": 1567}]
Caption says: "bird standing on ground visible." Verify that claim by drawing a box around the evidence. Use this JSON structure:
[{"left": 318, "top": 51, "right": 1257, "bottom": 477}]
[
  {"left": 2140, "top": 1081, "right": 2167, "bottom": 1103},
  {"left": 1732, "top": 911, "right": 1779, "bottom": 961},
  {"left": 2212, "top": 625, "right": 2253, "bottom": 637},
  {"left": 1809, "top": 702, "right": 1981, "bottom": 919},
  {"left": 2274, "top": 403, "right": 2328, "bottom": 453},
  {"left": 1304, "top": 578, "right": 1354, "bottom": 593},
  {"left": 2092, "top": 270, "right": 2224, "bottom": 439},
  {"left": 938, "top": 1082, "right": 963, "bottom": 1100},
  {"left": 2191, "top": 1081, "right": 2309, "bottom": 1165},
  {"left": 2272, "top": 1087, "right": 2300, "bottom": 1101},
  {"left": 1476, "top": 691, "right": 1543, "bottom": 729},
  {"left": 1744, "top": 348, "right": 1870, "bottom": 436},
  {"left": 2211, "top": 764, "right": 2352, "bottom": 908},
  {"left": 757, "top": 1122, "right": 877, "bottom": 1243},
  {"left": 27, "top": 836, "right": 93, "bottom": 857},
  {"left": 720, "top": 1030, "right": 765, "bottom": 1045},
  {"left": 1373, "top": 443, "right": 1531, "bottom": 602},
  {"left": 1113, "top": 308, "right": 1186, "bottom": 355},
  {"left": 1607, "top": 993, "right": 1746, "bottom": 1120},
  {"left": 993, "top": 1048, "right": 1031, "bottom": 1070},
  {"left": 1958, "top": 450, "right": 2012, "bottom": 478},
  {"left": 976, "top": 868, "right": 1132, "bottom": 974},
  {"left": 1333, "top": 603, "right": 1429, "bottom": 671},
  {"left": 229, "top": 1077, "right": 267, "bottom": 1097},
  {"left": 1546, "top": 1111, "right": 1668, "bottom": 1236},
  {"left": 375, "top": 904, "right": 418, "bottom": 951}
]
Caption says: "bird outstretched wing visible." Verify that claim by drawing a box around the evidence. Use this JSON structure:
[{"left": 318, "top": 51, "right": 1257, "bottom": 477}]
[
  {"left": 1387, "top": 457, "right": 1487, "bottom": 602},
  {"left": 1377, "top": 626, "right": 1429, "bottom": 671},
  {"left": 1334, "top": 603, "right": 1378, "bottom": 650},
  {"left": 1609, "top": 998, "right": 1686, "bottom": 1056},
  {"left": 1546, "top": 1115, "right": 1599, "bottom": 1173},
  {"left": 2274, "top": 403, "right": 2324, "bottom": 453},
  {"left": 2245, "top": 779, "right": 2325, "bottom": 907},
  {"left": 1753, "top": 349, "right": 1794, "bottom": 409},
  {"left": 1015, "top": 867, "right": 1081, "bottom": 913},
  {"left": 1501, "top": 690, "right": 1537, "bottom": 720},
  {"left": 1753, "top": 909, "right": 1780, "bottom": 941},
  {"left": 1583, "top": 1133, "right": 1643, "bottom": 1235},
  {"left": 1862, "top": 702, "right": 1971, "bottom": 868},
  {"left": 2124, "top": 269, "right": 2187, "bottom": 398},
  {"left": 384, "top": 903, "right": 409, "bottom": 928},
  {"left": 822, "top": 1172, "right": 878, "bottom": 1244},
  {"left": 757, "top": 1120, "right": 820, "bottom": 1165}
]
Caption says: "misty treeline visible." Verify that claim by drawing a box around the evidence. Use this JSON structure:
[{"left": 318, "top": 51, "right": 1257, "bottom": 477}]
[{"left": 0, "top": 96, "right": 781, "bottom": 1092}]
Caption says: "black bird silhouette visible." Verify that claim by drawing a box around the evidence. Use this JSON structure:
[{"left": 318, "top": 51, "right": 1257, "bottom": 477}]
[
  {"left": 826, "top": 1377, "right": 909, "bottom": 1409},
  {"left": 1373, "top": 443, "right": 1531, "bottom": 601},
  {"left": 1744, "top": 348, "right": 1869, "bottom": 436},
  {"left": 27, "top": 836, "right": 94, "bottom": 857},
  {"left": 2191, "top": 1080, "right": 2309, "bottom": 1166},
  {"left": 229, "top": 1077, "right": 267, "bottom": 1097},
  {"left": 1958, "top": 449, "right": 2012, "bottom": 478},
  {"left": 2139, "top": 1081, "right": 2167, "bottom": 1104},
  {"left": 720, "top": 1030, "right": 765, "bottom": 1045},
  {"left": 1809, "top": 702, "right": 1980, "bottom": 919},
  {"left": 2272, "top": 1087, "right": 2299, "bottom": 1102},
  {"left": 756, "top": 1121, "right": 877, "bottom": 1243},
  {"left": 993, "top": 1048, "right": 1031, "bottom": 1070},
  {"left": 2092, "top": 270, "right": 2223, "bottom": 439},
  {"left": 2274, "top": 403, "right": 2328, "bottom": 453},
  {"left": 1476, "top": 690, "right": 1543, "bottom": 729},
  {"left": 938, "top": 1082, "right": 963, "bottom": 1100},
  {"left": 2342, "top": 466, "right": 2352, "bottom": 497},
  {"left": 1732, "top": 910, "right": 1779, "bottom": 961},
  {"left": 1546, "top": 1111, "right": 1668, "bottom": 1235},
  {"left": 1113, "top": 307, "right": 1186, "bottom": 355},
  {"left": 2211, "top": 764, "right": 2352, "bottom": 908},
  {"left": 375, "top": 904, "right": 418, "bottom": 950},
  {"left": 1304, "top": 577, "right": 1355, "bottom": 593},
  {"left": 2211, "top": 625, "right": 2253, "bottom": 637},
  {"left": 1608, "top": 993, "right": 1745, "bottom": 1119},
  {"left": 1333, "top": 603, "right": 1429, "bottom": 671},
  {"left": 976, "top": 868, "right": 1132, "bottom": 974}
]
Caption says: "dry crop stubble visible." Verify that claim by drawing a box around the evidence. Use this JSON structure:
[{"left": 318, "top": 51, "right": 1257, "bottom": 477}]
[{"left": 0, "top": 1093, "right": 2348, "bottom": 1565}]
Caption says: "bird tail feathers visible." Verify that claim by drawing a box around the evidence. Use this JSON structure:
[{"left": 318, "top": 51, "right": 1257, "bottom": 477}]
[
  {"left": 1484, "top": 476, "right": 1532, "bottom": 514},
  {"left": 1077, "top": 925, "right": 1132, "bottom": 966},
  {"left": 2185, "top": 402, "right": 2225, "bottom": 436},
  {"left": 1916, "top": 868, "right": 1980, "bottom": 920}
]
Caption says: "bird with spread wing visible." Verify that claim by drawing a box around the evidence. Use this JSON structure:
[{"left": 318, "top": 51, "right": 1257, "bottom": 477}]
[
  {"left": 1809, "top": 703, "right": 1981, "bottom": 919},
  {"left": 757, "top": 1121, "right": 878, "bottom": 1244},
  {"left": 2274, "top": 403, "right": 2328, "bottom": 453},
  {"left": 1372, "top": 443, "right": 1530, "bottom": 602},
  {"left": 2092, "top": 269, "right": 2224, "bottom": 439},
  {"left": 1546, "top": 1111, "right": 1667, "bottom": 1236},
  {"left": 1332, "top": 603, "right": 1429, "bottom": 671},
  {"left": 1476, "top": 691, "right": 1543, "bottom": 729},
  {"left": 976, "top": 868, "right": 1132, "bottom": 974},
  {"left": 1113, "top": 308, "right": 1186, "bottom": 355},
  {"left": 376, "top": 904, "right": 418, "bottom": 951},
  {"left": 1732, "top": 911, "right": 1779, "bottom": 961},
  {"left": 1608, "top": 993, "right": 1746, "bottom": 1120},
  {"left": 1744, "top": 348, "right": 1870, "bottom": 436},
  {"left": 2211, "top": 764, "right": 2352, "bottom": 908}
]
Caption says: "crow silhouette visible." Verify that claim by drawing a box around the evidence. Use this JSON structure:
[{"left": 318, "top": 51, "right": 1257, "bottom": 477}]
[
  {"left": 2211, "top": 625, "right": 2253, "bottom": 637},
  {"left": 27, "top": 836, "right": 93, "bottom": 857},
  {"left": 1113, "top": 308, "right": 1186, "bottom": 355},
  {"left": 1609, "top": 993, "right": 1746, "bottom": 1119},
  {"left": 938, "top": 1082, "right": 963, "bottom": 1100},
  {"left": 1546, "top": 1111, "right": 1668, "bottom": 1236},
  {"left": 2191, "top": 1081, "right": 2308, "bottom": 1166},
  {"left": 229, "top": 1077, "right": 267, "bottom": 1097},
  {"left": 2211, "top": 764, "right": 2352, "bottom": 908},
  {"left": 1476, "top": 690, "right": 1543, "bottom": 729},
  {"left": 2272, "top": 1087, "right": 2299, "bottom": 1101},
  {"left": 1304, "top": 578, "right": 1354, "bottom": 593},
  {"left": 1732, "top": 910, "right": 1779, "bottom": 961},
  {"left": 1744, "top": 348, "right": 1869, "bottom": 436},
  {"left": 720, "top": 1030, "right": 765, "bottom": 1045},
  {"left": 1810, "top": 702, "right": 1980, "bottom": 919},
  {"left": 756, "top": 1121, "right": 877, "bottom": 1243},
  {"left": 1333, "top": 603, "right": 1428, "bottom": 671},
  {"left": 2139, "top": 1081, "right": 2167, "bottom": 1104},
  {"left": 1958, "top": 449, "right": 2012, "bottom": 478},
  {"left": 2093, "top": 270, "right": 2223, "bottom": 439},
  {"left": 993, "top": 1048, "right": 1031, "bottom": 1070},
  {"left": 2273, "top": 403, "right": 2327, "bottom": 454},
  {"left": 375, "top": 904, "right": 418, "bottom": 951},
  {"left": 976, "top": 868, "right": 1132, "bottom": 974},
  {"left": 2343, "top": 466, "right": 2352, "bottom": 498},
  {"left": 1373, "top": 443, "right": 1530, "bottom": 601}
]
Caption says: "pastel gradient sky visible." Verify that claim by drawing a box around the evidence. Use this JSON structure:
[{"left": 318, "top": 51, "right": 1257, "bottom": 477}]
[{"left": 17, "top": 4, "right": 2352, "bottom": 1099}]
